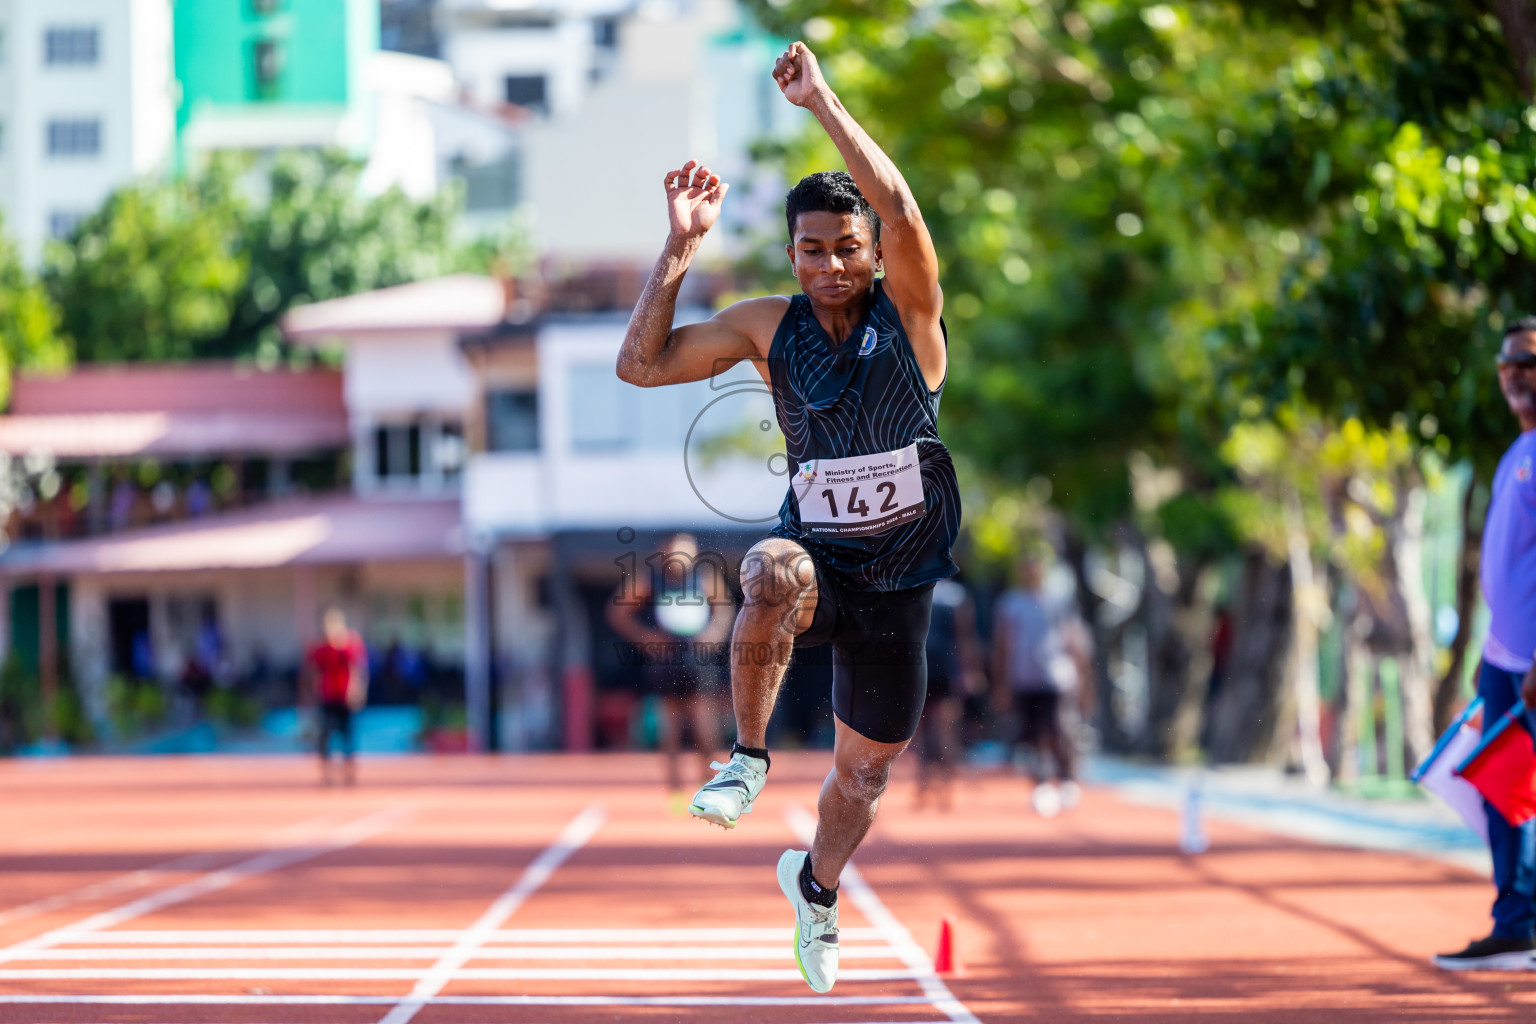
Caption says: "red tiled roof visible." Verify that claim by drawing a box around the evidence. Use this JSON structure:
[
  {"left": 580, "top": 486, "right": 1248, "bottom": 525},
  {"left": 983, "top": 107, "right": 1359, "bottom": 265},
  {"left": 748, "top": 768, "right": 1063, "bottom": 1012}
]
[
  {"left": 282, "top": 274, "right": 508, "bottom": 338},
  {"left": 2, "top": 364, "right": 348, "bottom": 458},
  {"left": 11, "top": 363, "right": 344, "bottom": 416},
  {"left": 0, "top": 495, "right": 463, "bottom": 575}
]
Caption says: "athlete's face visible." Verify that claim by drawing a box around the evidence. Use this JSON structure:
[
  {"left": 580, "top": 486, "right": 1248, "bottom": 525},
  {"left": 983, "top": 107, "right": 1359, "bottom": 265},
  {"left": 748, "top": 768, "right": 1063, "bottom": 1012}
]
[{"left": 786, "top": 211, "right": 881, "bottom": 310}]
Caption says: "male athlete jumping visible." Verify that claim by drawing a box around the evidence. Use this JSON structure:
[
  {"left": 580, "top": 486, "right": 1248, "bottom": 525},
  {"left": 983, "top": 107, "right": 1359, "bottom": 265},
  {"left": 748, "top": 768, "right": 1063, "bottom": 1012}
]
[{"left": 615, "top": 42, "right": 960, "bottom": 993}]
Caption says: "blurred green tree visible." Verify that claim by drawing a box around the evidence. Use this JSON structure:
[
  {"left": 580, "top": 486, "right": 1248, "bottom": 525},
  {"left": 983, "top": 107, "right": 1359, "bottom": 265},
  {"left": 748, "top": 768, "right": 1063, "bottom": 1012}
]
[
  {"left": 44, "top": 176, "right": 246, "bottom": 363},
  {"left": 740, "top": 0, "right": 1264, "bottom": 755},
  {"left": 740, "top": 0, "right": 1536, "bottom": 759},
  {"left": 0, "top": 218, "right": 68, "bottom": 408},
  {"left": 1195, "top": 2, "right": 1536, "bottom": 732},
  {"left": 46, "top": 151, "right": 469, "bottom": 363},
  {"left": 208, "top": 151, "right": 464, "bottom": 360}
]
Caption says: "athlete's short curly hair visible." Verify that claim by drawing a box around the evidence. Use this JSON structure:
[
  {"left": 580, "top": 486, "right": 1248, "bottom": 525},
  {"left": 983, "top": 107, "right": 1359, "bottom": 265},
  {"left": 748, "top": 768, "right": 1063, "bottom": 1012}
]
[{"left": 785, "top": 171, "right": 880, "bottom": 240}]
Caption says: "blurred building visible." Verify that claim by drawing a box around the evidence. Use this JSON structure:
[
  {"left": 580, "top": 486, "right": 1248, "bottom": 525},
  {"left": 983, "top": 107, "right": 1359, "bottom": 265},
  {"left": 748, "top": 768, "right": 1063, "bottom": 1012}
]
[
  {"left": 173, "top": 0, "right": 378, "bottom": 166},
  {"left": 435, "top": 0, "right": 798, "bottom": 249},
  {"left": 0, "top": 0, "right": 177, "bottom": 263},
  {"left": 0, "top": 360, "right": 465, "bottom": 739},
  {"left": 274, "top": 271, "right": 782, "bottom": 751},
  {"left": 380, "top": 0, "right": 440, "bottom": 58}
]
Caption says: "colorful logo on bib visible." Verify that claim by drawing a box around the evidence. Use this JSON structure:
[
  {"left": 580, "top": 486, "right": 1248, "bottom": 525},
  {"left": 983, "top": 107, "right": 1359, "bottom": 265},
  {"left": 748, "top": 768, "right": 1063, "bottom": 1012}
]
[
  {"left": 857, "top": 326, "right": 878, "bottom": 356},
  {"left": 798, "top": 461, "right": 818, "bottom": 483},
  {"left": 1518, "top": 456, "right": 1532, "bottom": 483}
]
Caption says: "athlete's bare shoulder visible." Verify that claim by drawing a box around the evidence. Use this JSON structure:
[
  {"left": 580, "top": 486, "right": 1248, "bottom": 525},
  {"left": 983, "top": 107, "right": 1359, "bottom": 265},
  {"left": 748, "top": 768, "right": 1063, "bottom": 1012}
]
[{"left": 712, "top": 294, "right": 793, "bottom": 357}]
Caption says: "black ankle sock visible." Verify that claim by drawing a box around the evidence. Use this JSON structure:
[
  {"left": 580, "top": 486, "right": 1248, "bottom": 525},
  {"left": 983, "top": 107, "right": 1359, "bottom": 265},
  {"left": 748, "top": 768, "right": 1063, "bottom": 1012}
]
[
  {"left": 799, "top": 854, "right": 837, "bottom": 907},
  {"left": 732, "top": 743, "right": 770, "bottom": 770}
]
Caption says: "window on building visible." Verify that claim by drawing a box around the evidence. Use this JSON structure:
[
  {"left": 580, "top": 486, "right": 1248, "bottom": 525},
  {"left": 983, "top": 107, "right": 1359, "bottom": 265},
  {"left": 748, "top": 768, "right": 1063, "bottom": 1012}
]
[
  {"left": 456, "top": 153, "right": 520, "bottom": 212},
  {"left": 504, "top": 75, "right": 547, "bottom": 112},
  {"left": 435, "top": 421, "right": 465, "bottom": 479},
  {"left": 45, "top": 26, "right": 97, "bottom": 65},
  {"left": 48, "top": 211, "right": 85, "bottom": 239},
  {"left": 46, "top": 119, "right": 99, "bottom": 157},
  {"left": 373, "top": 419, "right": 465, "bottom": 484},
  {"left": 251, "top": 39, "right": 284, "bottom": 99},
  {"left": 570, "top": 365, "right": 633, "bottom": 451},
  {"left": 486, "top": 391, "right": 539, "bottom": 452},
  {"left": 594, "top": 17, "right": 619, "bottom": 48},
  {"left": 375, "top": 423, "right": 422, "bottom": 481}
]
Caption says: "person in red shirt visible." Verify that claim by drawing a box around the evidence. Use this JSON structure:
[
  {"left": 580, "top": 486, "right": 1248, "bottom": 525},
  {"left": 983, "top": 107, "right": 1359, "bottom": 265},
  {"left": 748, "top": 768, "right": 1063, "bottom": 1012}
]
[{"left": 306, "top": 607, "right": 367, "bottom": 785}]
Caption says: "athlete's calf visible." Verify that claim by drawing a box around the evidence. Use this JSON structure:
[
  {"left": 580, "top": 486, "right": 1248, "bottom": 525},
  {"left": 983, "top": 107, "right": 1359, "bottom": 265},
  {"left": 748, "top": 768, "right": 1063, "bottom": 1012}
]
[
  {"left": 811, "top": 720, "right": 908, "bottom": 889},
  {"left": 731, "top": 537, "right": 818, "bottom": 748}
]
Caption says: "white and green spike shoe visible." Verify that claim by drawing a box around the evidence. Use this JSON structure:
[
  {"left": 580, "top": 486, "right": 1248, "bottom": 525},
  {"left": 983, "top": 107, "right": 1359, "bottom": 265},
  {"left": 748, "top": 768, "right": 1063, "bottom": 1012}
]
[
  {"left": 688, "top": 751, "right": 767, "bottom": 828},
  {"left": 777, "top": 849, "right": 839, "bottom": 993}
]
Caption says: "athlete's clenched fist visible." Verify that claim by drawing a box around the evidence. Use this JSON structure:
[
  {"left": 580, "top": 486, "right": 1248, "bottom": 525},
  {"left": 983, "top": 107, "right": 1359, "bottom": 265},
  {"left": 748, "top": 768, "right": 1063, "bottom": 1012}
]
[{"left": 773, "top": 41, "right": 830, "bottom": 109}]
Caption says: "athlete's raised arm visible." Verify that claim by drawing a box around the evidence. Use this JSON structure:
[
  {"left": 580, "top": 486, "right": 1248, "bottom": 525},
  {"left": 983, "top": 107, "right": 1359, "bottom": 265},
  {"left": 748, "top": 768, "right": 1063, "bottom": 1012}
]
[
  {"left": 617, "top": 161, "right": 783, "bottom": 388},
  {"left": 773, "top": 42, "right": 945, "bottom": 390}
]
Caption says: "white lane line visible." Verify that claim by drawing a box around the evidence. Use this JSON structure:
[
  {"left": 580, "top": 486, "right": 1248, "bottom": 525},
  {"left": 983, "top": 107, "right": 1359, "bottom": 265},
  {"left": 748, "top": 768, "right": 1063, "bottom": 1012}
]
[
  {"left": 9, "top": 944, "right": 905, "bottom": 961},
  {"left": 376, "top": 803, "right": 606, "bottom": 1024},
  {"left": 785, "top": 805, "right": 982, "bottom": 1024},
  {"left": 0, "top": 993, "right": 937, "bottom": 1007},
  {"left": 58, "top": 926, "right": 889, "bottom": 944},
  {"left": 0, "top": 852, "right": 224, "bottom": 931},
  {"left": 0, "top": 805, "right": 413, "bottom": 961},
  {"left": 0, "top": 809, "right": 360, "bottom": 930},
  {"left": 0, "top": 967, "right": 925, "bottom": 981}
]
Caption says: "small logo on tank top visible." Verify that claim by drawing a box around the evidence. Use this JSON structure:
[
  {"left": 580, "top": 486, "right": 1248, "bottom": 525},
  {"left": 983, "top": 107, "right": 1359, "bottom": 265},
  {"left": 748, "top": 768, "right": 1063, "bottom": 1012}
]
[
  {"left": 857, "top": 326, "right": 878, "bottom": 356},
  {"left": 1519, "top": 456, "right": 1532, "bottom": 483}
]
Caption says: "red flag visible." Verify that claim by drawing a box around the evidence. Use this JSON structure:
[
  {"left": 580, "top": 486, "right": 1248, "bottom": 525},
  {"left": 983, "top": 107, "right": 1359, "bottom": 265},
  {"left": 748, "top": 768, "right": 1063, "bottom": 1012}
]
[{"left": 1456, "top": 702, "right": 1536, "bottom": 826}]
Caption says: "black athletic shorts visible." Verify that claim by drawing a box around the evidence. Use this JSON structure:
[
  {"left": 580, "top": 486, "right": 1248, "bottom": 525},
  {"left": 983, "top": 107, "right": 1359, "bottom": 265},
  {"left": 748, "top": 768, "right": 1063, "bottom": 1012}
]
[
  {"left": 1015, "top": 690, "right": 1062, "bottom": 746},
  {"left": 794, "top": 558, "right": 935, "bottom": 744}
]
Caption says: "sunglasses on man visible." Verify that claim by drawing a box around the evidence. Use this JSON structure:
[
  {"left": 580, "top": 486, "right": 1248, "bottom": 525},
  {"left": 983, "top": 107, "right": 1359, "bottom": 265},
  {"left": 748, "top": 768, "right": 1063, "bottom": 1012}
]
[{"left": 1497, "top": 352, "right": 1536, "bottom": 371}]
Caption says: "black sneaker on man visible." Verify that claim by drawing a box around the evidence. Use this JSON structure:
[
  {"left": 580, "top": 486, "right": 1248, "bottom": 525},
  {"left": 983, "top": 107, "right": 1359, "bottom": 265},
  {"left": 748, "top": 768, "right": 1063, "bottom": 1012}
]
[{"left": 1431, "top": 934, "right": 1536, "bottom": 971}]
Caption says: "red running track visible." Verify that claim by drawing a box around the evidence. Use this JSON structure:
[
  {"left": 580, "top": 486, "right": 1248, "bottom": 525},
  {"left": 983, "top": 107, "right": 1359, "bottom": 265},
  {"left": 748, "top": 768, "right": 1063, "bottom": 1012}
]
[{"left": 0, "top": 753, "right": 1529, "bottom": 1023}]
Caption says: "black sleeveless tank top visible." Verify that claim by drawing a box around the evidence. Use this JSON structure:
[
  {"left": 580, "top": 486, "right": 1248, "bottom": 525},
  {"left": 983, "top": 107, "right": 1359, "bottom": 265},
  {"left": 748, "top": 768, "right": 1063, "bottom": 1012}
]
[{"left": 768, "top": 280, "right": 961, "bottom": 591}]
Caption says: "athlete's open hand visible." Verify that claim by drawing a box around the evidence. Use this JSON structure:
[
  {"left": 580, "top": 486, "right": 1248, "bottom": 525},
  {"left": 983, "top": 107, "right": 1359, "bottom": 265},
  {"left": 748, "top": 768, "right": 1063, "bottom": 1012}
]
[
  {"left": 773, "top": 41, "right": 830, "bottom": 108},
  {"left": 664, "top": 160, "right": 729, "bottom": 240}
]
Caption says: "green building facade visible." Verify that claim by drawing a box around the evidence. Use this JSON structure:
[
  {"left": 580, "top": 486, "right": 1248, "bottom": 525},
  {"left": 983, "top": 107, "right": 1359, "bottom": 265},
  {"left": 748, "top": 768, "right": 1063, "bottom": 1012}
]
[{"left": 174, "top": 0, "right": 379, "bottom": 165}]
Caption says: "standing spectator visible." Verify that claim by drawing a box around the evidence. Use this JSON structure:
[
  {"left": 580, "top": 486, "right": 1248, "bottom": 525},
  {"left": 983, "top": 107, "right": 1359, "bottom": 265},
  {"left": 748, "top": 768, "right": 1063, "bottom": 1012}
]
[
  {"left": 992, "top": 554, "right": 1092, "bottom": 817},
  {"left": 912, "top": 577, "right": 985, "bottom": 811},
  {"left": 1200, "top": 604, "right": 1234, "bottom": 754},
  {"left": 607, "top": 533, "right": 735, "bottom": 809},
  {"left": 1435, "top": 318, "right": 1536, "bottom": 969},
  {"left": 306, "top": 608, "right": 368, "bottom": 786}
]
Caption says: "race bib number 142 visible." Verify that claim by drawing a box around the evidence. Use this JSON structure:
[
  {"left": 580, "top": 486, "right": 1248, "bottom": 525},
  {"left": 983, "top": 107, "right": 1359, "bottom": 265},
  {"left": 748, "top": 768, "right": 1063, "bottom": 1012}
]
[{"left": 792, "top": 443, "right": 926, "bottom": 537}]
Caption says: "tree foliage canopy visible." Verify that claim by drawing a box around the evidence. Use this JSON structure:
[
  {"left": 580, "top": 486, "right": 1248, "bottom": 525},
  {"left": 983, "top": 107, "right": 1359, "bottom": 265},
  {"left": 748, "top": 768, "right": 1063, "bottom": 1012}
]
[
  {"left": 741, "top": 0, "right": 1536, "bottom": 544},
  {"left": 44, "top": 151, "right": 467, "bottom": 364}
]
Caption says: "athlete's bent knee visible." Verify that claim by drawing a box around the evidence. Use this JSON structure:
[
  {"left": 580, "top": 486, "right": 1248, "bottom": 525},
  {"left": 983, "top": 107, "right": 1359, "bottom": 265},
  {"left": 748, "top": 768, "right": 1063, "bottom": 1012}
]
[
  {"left": 739, "top": 540, "right": 815, "bottom": 613},
  {"left": 835, "top": 761, "right": 892, "bottom": 806}
]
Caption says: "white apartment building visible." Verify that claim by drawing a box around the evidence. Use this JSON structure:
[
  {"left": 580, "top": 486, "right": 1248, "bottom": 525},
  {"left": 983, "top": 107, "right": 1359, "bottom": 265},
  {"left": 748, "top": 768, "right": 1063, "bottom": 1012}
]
[
  {"left": 438, "top": 0, "right": 800, "bottom": 257},
  {"left": 0, "top": 0, "right": 175, "bottom": 264}
]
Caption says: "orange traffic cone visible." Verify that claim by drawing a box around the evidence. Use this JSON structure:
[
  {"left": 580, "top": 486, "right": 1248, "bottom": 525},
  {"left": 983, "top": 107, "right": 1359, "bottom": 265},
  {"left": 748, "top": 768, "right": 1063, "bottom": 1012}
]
[{"left": 933, "top": 916, "right": 964, "bottom": 975}]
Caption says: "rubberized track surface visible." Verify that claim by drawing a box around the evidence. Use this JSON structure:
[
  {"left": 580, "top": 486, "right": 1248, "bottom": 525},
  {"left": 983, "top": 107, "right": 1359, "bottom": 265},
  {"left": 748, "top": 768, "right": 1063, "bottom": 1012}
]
[{"left": 0, "top": 754, "right": 1530, "bottom": 1022}]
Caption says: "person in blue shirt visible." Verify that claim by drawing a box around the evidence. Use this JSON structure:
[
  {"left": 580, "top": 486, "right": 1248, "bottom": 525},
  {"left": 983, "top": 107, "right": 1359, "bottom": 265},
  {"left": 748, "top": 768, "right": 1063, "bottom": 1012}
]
[{"left": 1434, "top": 317, "right": 1536, "bottom": 970}]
